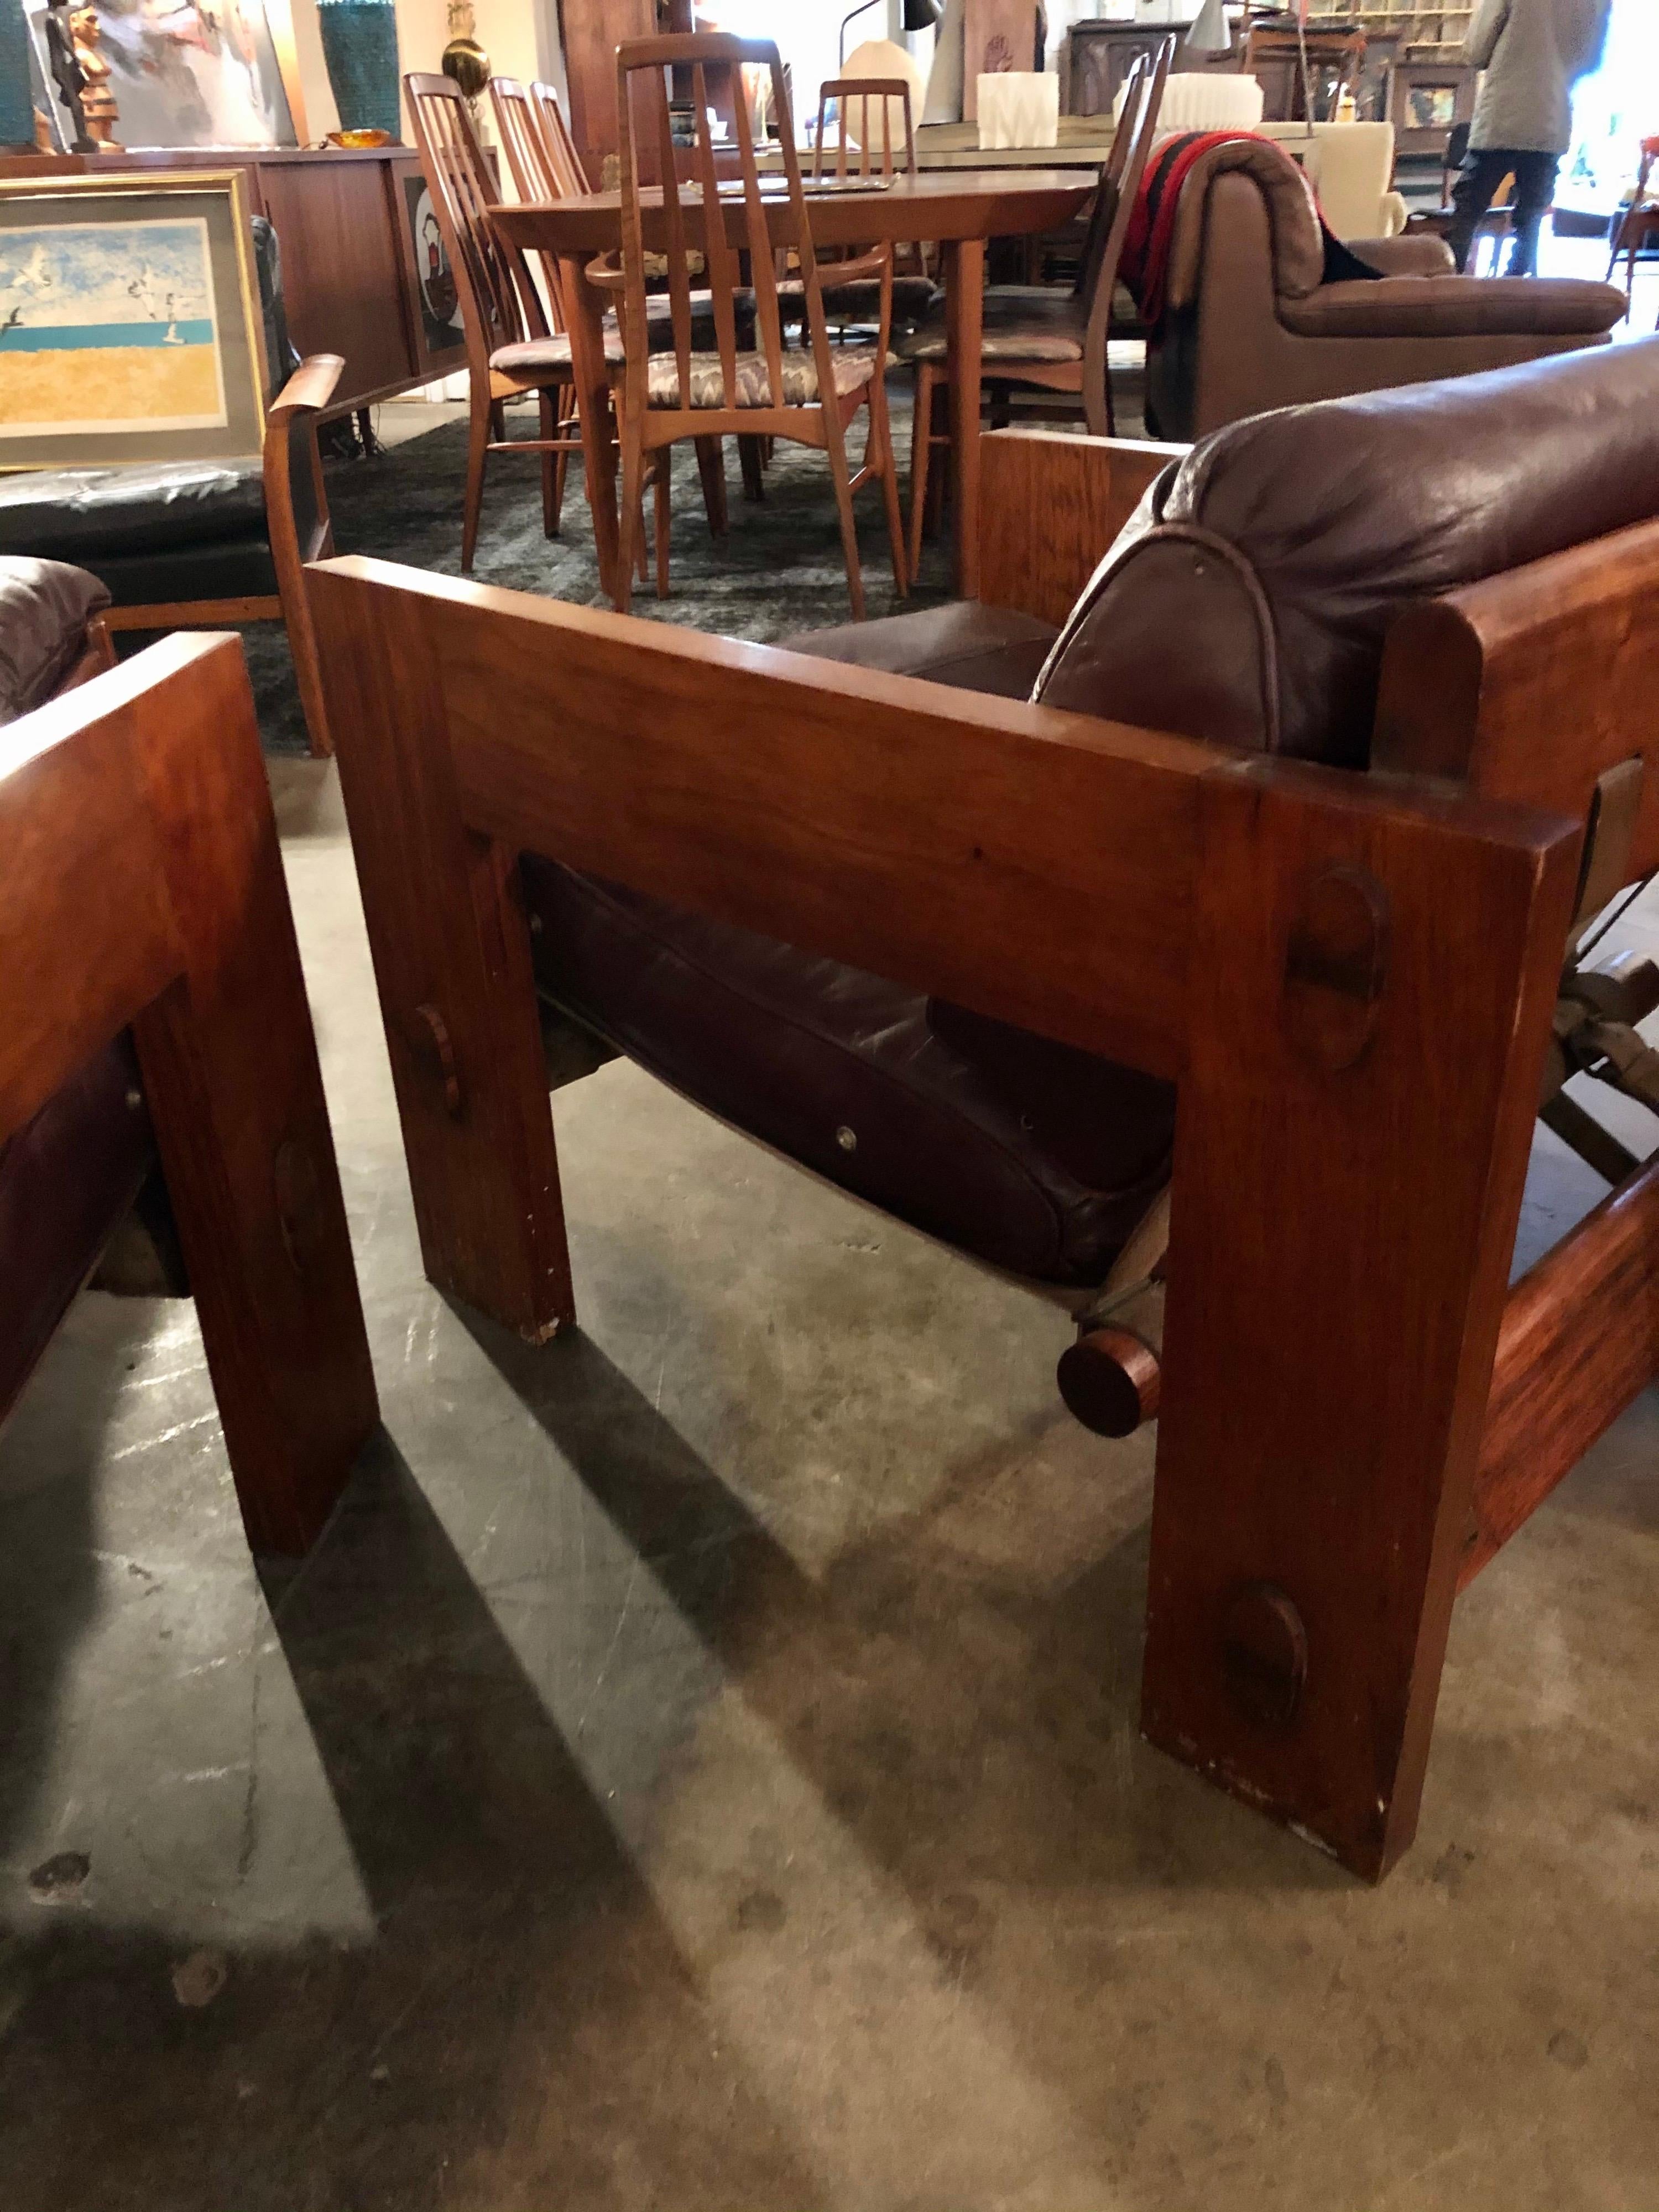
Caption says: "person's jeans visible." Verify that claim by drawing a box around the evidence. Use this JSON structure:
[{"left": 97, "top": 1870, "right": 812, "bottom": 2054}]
[{"left": 1447, "top": 148, "right": 1561, "bottom": 276}]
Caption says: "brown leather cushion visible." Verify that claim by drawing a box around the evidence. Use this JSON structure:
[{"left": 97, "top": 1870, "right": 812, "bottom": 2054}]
[
  {"left": 0, "top": 557, "right": 109, "bottom": 724},
  {"left": 524, "top": 862, "right": 1172, "bottom": 1285},
  {"left": 782, "top": 601, "right": 1059, "bottom": 700},
  {"left": 0, "top": 1037, "right": 155, "bottom": 1428},
  {"left": 1279, "top": 275, "right": 1624, "bottom": 340},
  {"left": 1039, "top": 338, "right": 1659, "bottom": 767}
]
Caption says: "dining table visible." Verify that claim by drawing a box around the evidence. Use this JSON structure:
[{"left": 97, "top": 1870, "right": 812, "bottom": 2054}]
[{"left": 492, "top": 169, "right": 1096, "bottom": 603}]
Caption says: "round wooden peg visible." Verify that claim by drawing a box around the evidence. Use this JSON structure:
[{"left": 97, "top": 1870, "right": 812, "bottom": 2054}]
[{"left": 1220, "top": 1581, "right": 1308, "bottom": 1729}]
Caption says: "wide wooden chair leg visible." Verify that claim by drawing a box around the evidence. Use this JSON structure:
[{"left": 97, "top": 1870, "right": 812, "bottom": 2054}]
[
  {"left": 123, "top": 638, "right": 379, "bottom": 1553},
  {"left": 307, "top": 588, "right": 574, "bottom": 1346},
  {"left": 1141, "top": 768, "right": 1577, "bottom": 1880}
]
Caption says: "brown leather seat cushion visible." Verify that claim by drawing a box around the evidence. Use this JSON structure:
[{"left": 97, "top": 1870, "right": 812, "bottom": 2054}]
[
  {"left": 524, "top": 597, "right": 1169, "bottom": 1286},
  {"left": 1040, "top": 338, "right": 1659, "bottom": 766},
  {"left": 781, "top": 601, "right": 1059, "bottom": 700},
  {"left": 524, "top": 862, "right": 1173, "bottom": 1285}
]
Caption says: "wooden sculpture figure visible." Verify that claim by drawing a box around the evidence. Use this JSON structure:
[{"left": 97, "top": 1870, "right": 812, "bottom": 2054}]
[{"left": 69, "top": 4, "right": 122, "bottom": 148}]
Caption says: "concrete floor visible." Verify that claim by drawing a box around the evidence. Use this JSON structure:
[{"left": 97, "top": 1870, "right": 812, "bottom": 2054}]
[{"left": 5, "top": 754, "right": 1659, "bottom": 2208}]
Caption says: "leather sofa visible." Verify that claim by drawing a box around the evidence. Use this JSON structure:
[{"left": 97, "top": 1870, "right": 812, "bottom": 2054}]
[{"left": 1142, "top": 138, "right": 1627, "bottom": 439}]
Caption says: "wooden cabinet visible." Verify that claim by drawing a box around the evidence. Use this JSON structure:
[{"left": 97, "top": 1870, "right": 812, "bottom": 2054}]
[
  {"left": 99, "top": 147, "right": 465, "bottom": 415},
  {"left": 1066, "top": 21, "right": 1200, "bottom": 117}
]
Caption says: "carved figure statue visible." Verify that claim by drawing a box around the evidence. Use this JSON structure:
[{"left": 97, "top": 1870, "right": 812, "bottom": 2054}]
[{"left": 69, "top": 4, "right": 123, "bottom": 148}]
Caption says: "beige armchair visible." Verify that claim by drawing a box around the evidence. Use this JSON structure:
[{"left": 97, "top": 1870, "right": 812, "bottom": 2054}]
[{"left": 1145, "top": 139, "right": 1625, "bottom": 440}]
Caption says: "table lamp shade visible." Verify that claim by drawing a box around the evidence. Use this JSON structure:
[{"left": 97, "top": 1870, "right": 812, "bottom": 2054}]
[
  {"left": 1185, "top": 0, "right": 1231, "bottom": 54},
  {"left": 903, "top": 0, "right": 944, "bottom": 25}
]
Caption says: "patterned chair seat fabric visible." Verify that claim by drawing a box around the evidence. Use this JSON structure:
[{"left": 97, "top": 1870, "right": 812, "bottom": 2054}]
[
  {"left": 645, "top": 343, "right": 886, "bottom": 409},
  {"left": 493, "top": 290, "right": 755, "bottom": 380}
]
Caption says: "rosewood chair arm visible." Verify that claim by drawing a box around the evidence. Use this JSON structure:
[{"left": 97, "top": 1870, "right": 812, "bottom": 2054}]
[
  {"left": 976, "top": 429, "right": 1188, "bottom": 628},
  {"left": 265, "top": 351, "right": 343, "bottom": 757}
]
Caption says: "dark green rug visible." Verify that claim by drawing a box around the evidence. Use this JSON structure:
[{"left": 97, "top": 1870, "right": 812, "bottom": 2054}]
[{"left": 243, "top": 390, "right": 957, "bottom": 754}]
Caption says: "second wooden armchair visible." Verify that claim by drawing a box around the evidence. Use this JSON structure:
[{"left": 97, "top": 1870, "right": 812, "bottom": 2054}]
[{"left": 309, "top": 342, "right": 1659, "bottom": 1882}]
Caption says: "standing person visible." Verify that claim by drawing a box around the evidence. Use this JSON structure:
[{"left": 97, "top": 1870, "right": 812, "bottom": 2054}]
[{"left": 1450, "top": 0, "right": 1613, "bottom": 275}]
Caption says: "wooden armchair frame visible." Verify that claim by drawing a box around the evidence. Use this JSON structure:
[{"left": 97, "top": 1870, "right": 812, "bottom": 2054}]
[
  {"left": 99, "top": 351, "right": 344, "bottom": 758},
  {"left": 1, "top": 633, "right": 378, "bottom": 1554},
  {"left": 310, "top": 423, "right": 1659, "bottom": 1880}
]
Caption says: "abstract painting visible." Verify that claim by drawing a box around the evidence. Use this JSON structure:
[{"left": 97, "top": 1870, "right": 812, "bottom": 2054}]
[
  {"left": 0, "top": 218, "right": 227, "bottom": 436},
  {"left": 27, "top": 0, "right": 298, "bottom": 152}
]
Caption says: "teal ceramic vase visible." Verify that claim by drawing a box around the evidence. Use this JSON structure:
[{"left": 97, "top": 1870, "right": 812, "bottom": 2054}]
[{"left": 317, "top": 0, "right": 403, "bottom": 142}]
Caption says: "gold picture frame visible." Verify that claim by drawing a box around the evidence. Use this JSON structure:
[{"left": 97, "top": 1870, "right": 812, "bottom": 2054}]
[{"left": 0, "top": 169, "right": 267, "bottom": 472}]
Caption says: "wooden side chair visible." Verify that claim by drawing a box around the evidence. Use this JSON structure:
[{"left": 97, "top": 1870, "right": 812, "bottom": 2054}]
[
  {"left": 311, "top": 338, "right": 1659, "bottom": 1881},
  {"left": 899, "top": 36, "right": 1172, "bottom": 579},
  {"left": 492, "top": 72, "right": 566, "bottom": 207},
  {"left": 531, "top": 78, "right": 593, "bottom": 195},
  {"left": 804, "top": 77, "right": 937, "bottom": 329},
  {"left": 1606, "top": 137, "right": 1659, "bottom": 314},
  {"left": 406, "top": 71, "right": 585, "bottom": 571},
  {"left": 2, "top": 628, "right": 378, "bottom": 1556},
  {"left": 599, "top": 34, "right": 906, "bottom": 619}
]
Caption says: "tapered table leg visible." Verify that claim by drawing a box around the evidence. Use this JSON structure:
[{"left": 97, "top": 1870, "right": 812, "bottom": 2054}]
[
  {"left": 559, "top": 249, "right": 622, "bottom": 599},
  {"left": 942, "top": 236, "right": 986, "bottom": 600}
]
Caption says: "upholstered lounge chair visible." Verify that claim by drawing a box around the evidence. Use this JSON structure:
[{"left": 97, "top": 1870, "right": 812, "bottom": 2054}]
[
  {"left": 312, "top": 341, "right": 1659, "bottom": 1878},
  {"left": 1, "top": 604, "right": 377, "bottom": 1555},
  {"left": 1142, "top": 137, "right": 1626, "bottom": 439}
]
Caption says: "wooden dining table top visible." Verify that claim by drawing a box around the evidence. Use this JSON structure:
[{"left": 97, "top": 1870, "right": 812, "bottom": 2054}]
[{"left": 492, "top": 169, "right": 1095, "bottom": 256}]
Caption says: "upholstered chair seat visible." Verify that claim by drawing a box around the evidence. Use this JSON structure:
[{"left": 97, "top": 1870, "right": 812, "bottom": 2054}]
[{"left": 644, "top": 343, "right": 888, "bottom": 409}]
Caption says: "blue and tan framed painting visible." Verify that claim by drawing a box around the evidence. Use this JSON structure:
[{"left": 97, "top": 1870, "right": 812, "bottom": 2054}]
[{"left": 0, "top": 170, "right": 266, "bottom": 471}]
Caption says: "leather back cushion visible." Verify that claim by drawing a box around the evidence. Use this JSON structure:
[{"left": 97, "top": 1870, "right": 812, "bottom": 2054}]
[
  {"left": 0, "top": 556, "right": 110, "bottom": 725},
  {"left": 1036, "top": 341, "right": 1659, "bottom": 768}
]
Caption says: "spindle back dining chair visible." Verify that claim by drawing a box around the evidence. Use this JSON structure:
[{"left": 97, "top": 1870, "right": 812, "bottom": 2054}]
[
  {"left": 531, "top": 79, "right": 592, "bottom": 195},
  {"left": 406, "top": 72, "right": 585, "bottom": 568},
  {"left": 807, "top": 76, "right": 936, "bottom": 329},
  {"left": 601, "top": 34, "right": 906, "bottom": 618},
  {"left": 900, "top": 36, "right": 1172, "bottom": 578}
]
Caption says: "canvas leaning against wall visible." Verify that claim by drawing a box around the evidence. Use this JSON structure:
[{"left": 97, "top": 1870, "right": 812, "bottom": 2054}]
[
  {"left": 0, "top": 173, "right": 267, "bottom": 471},
  {"left": 27, "top": 0, "right": 299, "bottom": 152}
]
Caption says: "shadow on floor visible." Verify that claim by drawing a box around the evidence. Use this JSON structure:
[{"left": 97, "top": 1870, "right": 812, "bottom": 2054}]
[
  {"left": 3, "top": 1431, "right": 821, "bottom": 2212},
  {"left": 455, "top": 1310, "right": 1348, "bottom": 1910}
]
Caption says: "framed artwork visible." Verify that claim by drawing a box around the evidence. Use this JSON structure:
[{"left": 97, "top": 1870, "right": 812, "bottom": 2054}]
[
  {"left": 398, "top": 170, "right": 467, "bottom": 374},
  {"left": 27, "top": 0, "right": 300, "bottom": 153},
  {"left": 0, "top": 170, "right": 267, "bottom": 470}
]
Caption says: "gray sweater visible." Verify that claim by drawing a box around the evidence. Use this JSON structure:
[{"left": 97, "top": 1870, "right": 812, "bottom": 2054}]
[{"left": 1465, "top": 0, "right": 1611, "bottom": 154}]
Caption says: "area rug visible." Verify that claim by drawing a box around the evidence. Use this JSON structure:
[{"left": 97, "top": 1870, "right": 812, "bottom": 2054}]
[{"left": 242, "top": 356, "right": 1149, "bottom": 754}]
